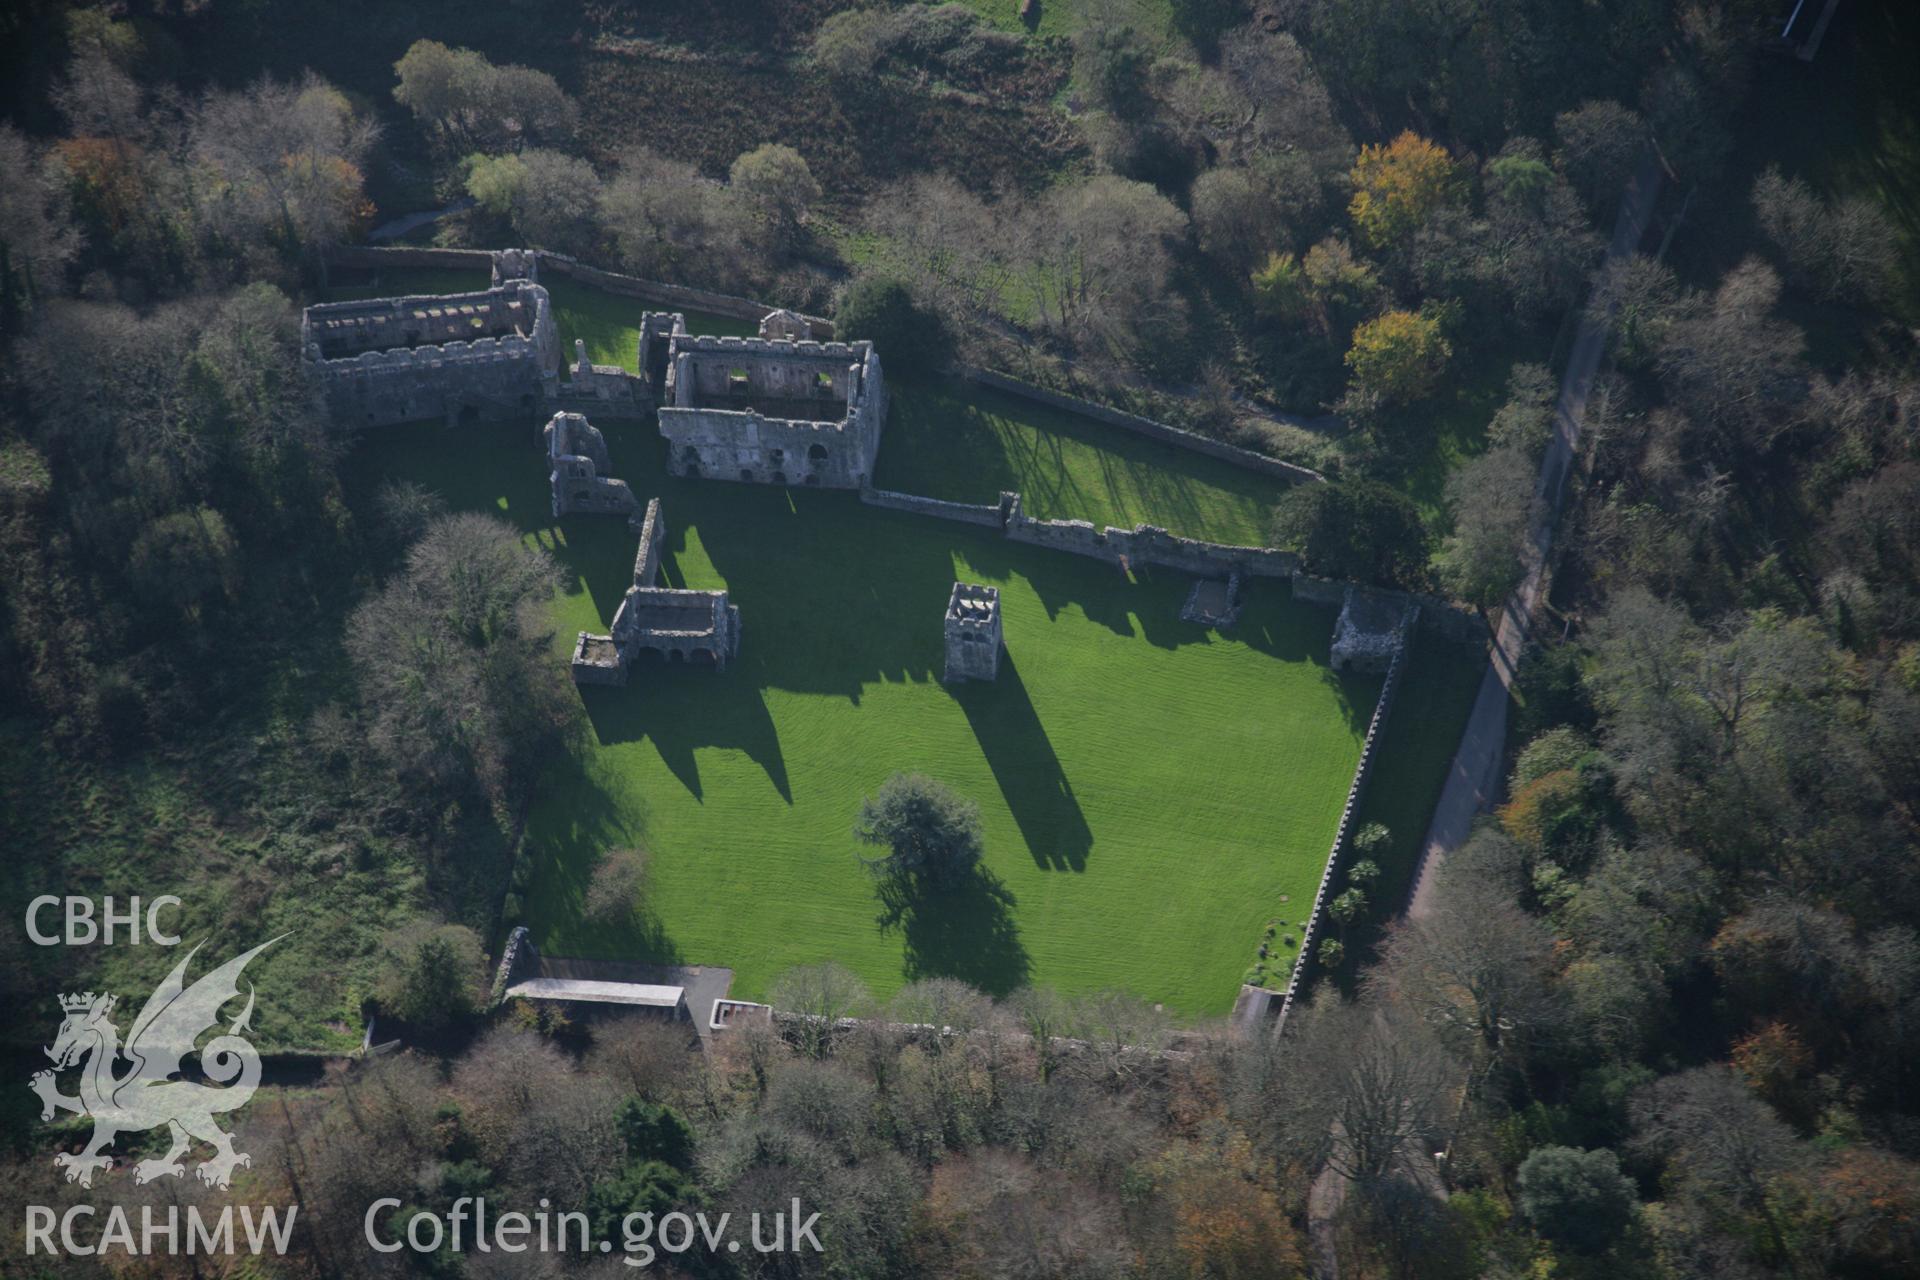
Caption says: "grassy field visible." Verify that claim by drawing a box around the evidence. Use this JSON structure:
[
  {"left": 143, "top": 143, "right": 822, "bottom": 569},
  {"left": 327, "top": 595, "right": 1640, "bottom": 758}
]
[
  {"left": 876, "top": 380, "right": 1294, "bottom": 544},
  {"left": 352, "top": 410, "right": 1407, "bottom": 1014}
]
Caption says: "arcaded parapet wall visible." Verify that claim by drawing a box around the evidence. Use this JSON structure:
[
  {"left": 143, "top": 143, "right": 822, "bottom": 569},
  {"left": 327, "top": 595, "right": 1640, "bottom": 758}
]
[
  {"left": 656, "top": 334, "right": 885, "bottom": 490},
  {"left": 943, "top": 583, "right": 1002, "bottom": 682},
  {"left": 611, "top": 587, "right": 741, "bottom": 667},
  {"left": 303, "top": 280, "right": 559, "bottom": 429}
]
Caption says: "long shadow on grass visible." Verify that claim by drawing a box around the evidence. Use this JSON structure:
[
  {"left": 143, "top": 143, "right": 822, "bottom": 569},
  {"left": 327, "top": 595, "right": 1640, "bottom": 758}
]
[
  {"left": 582, "top": 668, "right": 792, "bottom": 804},
  {"left": 529, "top": 755, "right": 684, "bottom": 966},
  {"left": 874, "top": 867, "right": 1031, "bottom": 997},
  {"left": 949, "top": 653, "right": 1092, "bottom": 872}
]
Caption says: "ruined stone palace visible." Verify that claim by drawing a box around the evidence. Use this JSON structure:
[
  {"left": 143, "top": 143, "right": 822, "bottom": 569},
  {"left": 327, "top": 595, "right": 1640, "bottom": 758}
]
[
  {"left": 302, "top": 269, "right": 563, "bottom": 428},
  {"left": 942, "top": 583, "right": 1003, "bottom": 683},
  {"left": 646, "top": 311, "right": 887, "bottom": 490},
  {"left": 302, "top": 255, "right": 887, "bottom": 493},
  {"left": 572, "top": 498, "right": 740, "bottom": 686}
]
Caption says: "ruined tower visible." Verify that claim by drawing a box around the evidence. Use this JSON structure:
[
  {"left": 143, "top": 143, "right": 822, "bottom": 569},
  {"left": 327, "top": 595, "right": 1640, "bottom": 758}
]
[{"left": 942, "top": 583, "right": 1002, "bottom": 682}]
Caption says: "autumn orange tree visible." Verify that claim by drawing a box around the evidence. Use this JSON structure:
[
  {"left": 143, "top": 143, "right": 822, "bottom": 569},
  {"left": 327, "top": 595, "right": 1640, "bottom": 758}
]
[
  {"left": 1345, "top": 308, "right": 1452, "bottom": 404},
  {"left": 1348, "top": 130, "right": 1461, "bottom": 250}
]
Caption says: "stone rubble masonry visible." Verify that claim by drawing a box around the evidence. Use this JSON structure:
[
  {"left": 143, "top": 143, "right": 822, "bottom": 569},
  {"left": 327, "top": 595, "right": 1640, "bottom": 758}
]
[
  {"left": 556, "top": 338, "right": 648, "bottom": 420},
  {"left": 656, "top": 333, "right": 887, "bottom": 490},
  {"left": 858, "top": 488, "right": 1009, "bottom": 528},
  {"left": 303, "top": 276, "right": 561, "bottom": 428},
  {"left": 942, "top": 583, "right": 1003, "bottom": 682},
  {"left": 1180, "top": 572, "right": 1245, "bottom": 628},
  {"left": 571, "top": 498, "right": 740, "bottom": 687},
  {"left": 544, "top": 410, "right": 639, "bottom": 520},
  {"left": 304, "top": 251, "right": 655, "bottom": 431},
  {"left": 1330, "top": 585, "right": 1411, "bottom": 673}
]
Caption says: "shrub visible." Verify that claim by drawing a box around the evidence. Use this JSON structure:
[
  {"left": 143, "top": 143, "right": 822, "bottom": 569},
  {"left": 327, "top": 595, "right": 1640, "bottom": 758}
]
[
  {"left": 1512, "top": 727, "right": 1592, "bottom": 788},
  {"left": 374, "top": 923, "right": 485, "bottom": 1032},
  {"left": 585, "top": 848, "right": 648, "bottom": 924},
  {"left": 1516, "top": 1145, "right": 1638, "bottom": 1255}
]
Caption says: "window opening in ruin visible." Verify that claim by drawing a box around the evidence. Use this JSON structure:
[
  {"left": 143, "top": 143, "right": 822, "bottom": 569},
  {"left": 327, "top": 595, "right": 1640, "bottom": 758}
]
[{"left": 808, "top": 443, "right": 829, "bottom": 463}]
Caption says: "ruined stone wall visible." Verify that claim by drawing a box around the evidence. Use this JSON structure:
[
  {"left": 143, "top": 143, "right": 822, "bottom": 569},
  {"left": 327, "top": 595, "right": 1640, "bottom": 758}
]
[
  {"left": 633, "top": 498, "right": 664, "bottom": 588},
  {"left": 1112, "top": 526, "right": 1301, "bottom": 580},
  {"left": 305, "top": 280, "right": 559, "bottom": 429},
  {"left": 658, "top": 337, "right": 884, "bottom": 490},
  {"left": 1274, "top": 606, "right": 1419, "bottom": 1034},
  {"left": 323, "top": 245, "right": 836, "bottom": 336},
  {"left": 859, "top": 488, "right": 1008, "bottom": 528}
]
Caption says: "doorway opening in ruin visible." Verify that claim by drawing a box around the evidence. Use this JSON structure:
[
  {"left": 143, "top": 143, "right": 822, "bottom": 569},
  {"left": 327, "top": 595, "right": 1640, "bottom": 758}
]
[
  {"left": 771, "top": 471, "right": 787, "bottom": 484},
  {"left": 740, "top": 469, "right": 754, "bottom": 482},
  {"left": 457, "top": 404, "right": 480, "bottom": 426}
]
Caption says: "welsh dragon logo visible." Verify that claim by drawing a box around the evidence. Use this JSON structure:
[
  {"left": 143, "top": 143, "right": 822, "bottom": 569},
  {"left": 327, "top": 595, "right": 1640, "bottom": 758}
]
[{"left": 30, "top": 938, "right": 282, "bottom": 1190}]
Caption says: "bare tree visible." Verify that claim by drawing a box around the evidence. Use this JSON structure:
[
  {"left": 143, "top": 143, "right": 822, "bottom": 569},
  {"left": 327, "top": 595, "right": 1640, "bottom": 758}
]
[
  {"left": 345, "top": 513, "right": 571, "bottom": 797},
  {"left": 584, "top": 847, "right": 648, "bottom": 924},
  {"left": 0, "top": 125, "right": 81, "bottom": 325},
  {"left": 1269, "top": 996, "right": 1459, "bottom": 1186},
  {"left": 768, "top": 962, "right": 873, "bottom": 1058},
  {"left": 585, "top": 1017, "right": 700, "bottom": 1101},
  {"left": 1370, "top": 869, "right": 1562, "bottom": 1073},
  {"left": 1752, "top": 166, "right": 1898, "bottom": 307},
  {"left": 194, "top": 74, "right": 377, "bottom": 271}
]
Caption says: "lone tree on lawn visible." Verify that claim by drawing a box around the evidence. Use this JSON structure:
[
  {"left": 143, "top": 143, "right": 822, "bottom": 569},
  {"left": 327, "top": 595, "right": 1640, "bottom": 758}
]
[{"left": 854, "top": 772, "right": 984, "bottom": 889}]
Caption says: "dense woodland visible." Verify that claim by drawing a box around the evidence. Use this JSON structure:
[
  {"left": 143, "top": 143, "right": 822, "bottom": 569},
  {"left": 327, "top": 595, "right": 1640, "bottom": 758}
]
[{"left": 2, "top": 0, "right": 1918, "bottom": 1276}]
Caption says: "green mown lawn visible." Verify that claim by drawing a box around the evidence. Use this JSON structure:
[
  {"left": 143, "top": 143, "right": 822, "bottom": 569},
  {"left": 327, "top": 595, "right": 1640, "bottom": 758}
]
[
  {"left": 876, "top": 380, "right": 1295, "bottom": 545},
  {"left": 352, "top": 413, "right": 1400, "bottom": 1015}
]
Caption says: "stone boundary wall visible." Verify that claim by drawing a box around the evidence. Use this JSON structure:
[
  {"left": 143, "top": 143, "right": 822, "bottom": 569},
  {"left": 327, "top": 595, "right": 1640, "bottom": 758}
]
[
  {"left": 958, "top": 366, "right": 1327, "bottom": 485},
  {"left": 1273, "top": 607, "right": 1419, "bottom": 1034},
  {"left": 489, "top": 925, "right": 535, "bottom": 1009},
  {"left": 324, "top": 245, "right": 835, "bottom": 336},
  {"left": 860, "top": 487, "right": 1008, "bottom": 527},
  {"left": 1294, "top": 573, "right": 1485, "bottom": 645}
]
